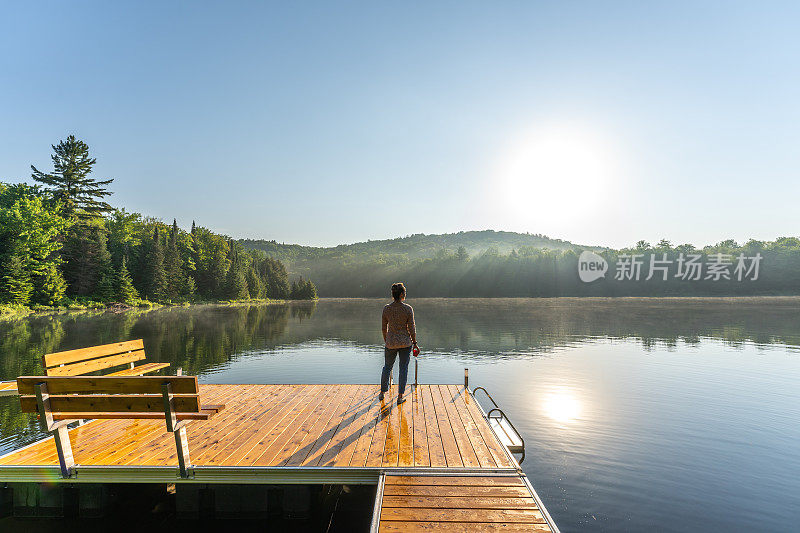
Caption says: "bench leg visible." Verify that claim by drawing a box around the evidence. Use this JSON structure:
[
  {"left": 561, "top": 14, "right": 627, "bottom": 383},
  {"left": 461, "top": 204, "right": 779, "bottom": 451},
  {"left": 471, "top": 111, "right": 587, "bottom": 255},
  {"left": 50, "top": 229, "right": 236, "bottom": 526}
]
[
  {"left": 53, "top": 425, "right": 75, "bottom": 478},
  {"left": 35, "top": 382, "right": 75, "bottom": 478},
  {"left": 174, "top": 426, "right": 192, "bottom": 478}
]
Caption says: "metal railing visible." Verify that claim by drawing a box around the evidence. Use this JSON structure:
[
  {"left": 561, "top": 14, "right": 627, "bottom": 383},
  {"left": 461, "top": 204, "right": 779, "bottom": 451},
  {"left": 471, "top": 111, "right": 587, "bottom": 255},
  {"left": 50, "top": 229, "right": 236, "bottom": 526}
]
[{"left": 472, "top": 386, "right": 526, "bottom": 464}]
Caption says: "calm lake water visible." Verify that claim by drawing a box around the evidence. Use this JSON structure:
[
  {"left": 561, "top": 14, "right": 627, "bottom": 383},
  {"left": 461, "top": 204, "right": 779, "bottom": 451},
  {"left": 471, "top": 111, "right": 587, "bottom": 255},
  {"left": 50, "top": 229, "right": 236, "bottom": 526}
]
[{"left": 1, "top": 297, "right": 799, "bottom": 532}]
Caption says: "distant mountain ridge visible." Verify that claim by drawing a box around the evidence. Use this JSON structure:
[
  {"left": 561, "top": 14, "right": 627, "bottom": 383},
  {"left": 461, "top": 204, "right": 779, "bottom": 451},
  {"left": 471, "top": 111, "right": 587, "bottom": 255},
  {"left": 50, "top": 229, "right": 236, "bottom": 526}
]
[{"left": 240, "top": 229, "right": 590, "bottom": 263}]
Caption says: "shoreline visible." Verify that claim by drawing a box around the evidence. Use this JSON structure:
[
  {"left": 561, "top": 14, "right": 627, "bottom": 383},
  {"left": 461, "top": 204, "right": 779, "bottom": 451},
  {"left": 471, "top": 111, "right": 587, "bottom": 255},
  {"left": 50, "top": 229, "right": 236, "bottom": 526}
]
[
  {"left": 3, "top": 294, "right": 798, "bottom": 321},
  {"left": 0, "top": 298, "right": 316, "bottom": 321}
]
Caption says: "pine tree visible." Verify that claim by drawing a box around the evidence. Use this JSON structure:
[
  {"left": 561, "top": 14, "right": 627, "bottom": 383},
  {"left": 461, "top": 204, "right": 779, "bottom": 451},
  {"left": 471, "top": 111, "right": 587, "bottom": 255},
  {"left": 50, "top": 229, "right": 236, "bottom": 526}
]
[
  {"left": 288, "top": 277, "right": 318, "bottom": 300},
  {"left": 96, "top": 263, "right": 115, "bottom": 301},
  {"left": 224, "top": 246, "right": 248, "bottom": 300},
  {"left": 32, "top": 263, "right": 67, "bottom": 306},
  {"left": 30, "top": 136, "right": 113, "bottom": 219},
  {"left": 1, "top": 253, "right": 33, "bottom": 305},
  {"left": 246, "top": 267, "right": 263, "bottom": 299},
  {"left": 185, "top": 275, "right": 196, "bottom": 299},
  {"left": 116, "top": 256, "right": 139, "bottom": 303},
  {"left": 164, "top": 219, "right": 183, "bottom": 300},
  {"left": 260, "top": 256, "right": 290, "bottom": 299},
  {"left": 303, "top": 279, "right": 318, "bottom": 300},
  {"left": 146, "top": 228, "right": 168, "bottom": 302},
  {"left": 61, "top": 221, "right": 113, "bottom": 297}
]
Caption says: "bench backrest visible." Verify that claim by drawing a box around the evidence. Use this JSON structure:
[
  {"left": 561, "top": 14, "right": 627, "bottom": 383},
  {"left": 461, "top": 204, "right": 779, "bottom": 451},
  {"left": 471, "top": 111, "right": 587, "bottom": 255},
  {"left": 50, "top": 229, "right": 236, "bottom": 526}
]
[
  {"left": 43, "top": 339, "right": 146, "bottom": 376},
  {"left": 17, "top": 376, "right": 201, "bottom": 419}
]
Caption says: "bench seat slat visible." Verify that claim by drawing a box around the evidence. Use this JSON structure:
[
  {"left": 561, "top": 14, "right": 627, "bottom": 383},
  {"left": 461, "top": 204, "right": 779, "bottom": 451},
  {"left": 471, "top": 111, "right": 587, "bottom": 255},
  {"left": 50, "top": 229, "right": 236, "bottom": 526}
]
[
  {"left": 107, "top": 362, "right": 171, "bottom": 376},
  {"left": 16, "top": 376, "right": 199, "bottom": 395}
]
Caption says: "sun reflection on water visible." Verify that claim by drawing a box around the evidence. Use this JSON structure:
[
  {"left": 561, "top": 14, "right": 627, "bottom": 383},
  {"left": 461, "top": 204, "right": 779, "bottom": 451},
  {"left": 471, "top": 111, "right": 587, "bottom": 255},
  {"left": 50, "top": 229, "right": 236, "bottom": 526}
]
[{"left": 542, "top": 387, "right": 582, "bottom": 424}]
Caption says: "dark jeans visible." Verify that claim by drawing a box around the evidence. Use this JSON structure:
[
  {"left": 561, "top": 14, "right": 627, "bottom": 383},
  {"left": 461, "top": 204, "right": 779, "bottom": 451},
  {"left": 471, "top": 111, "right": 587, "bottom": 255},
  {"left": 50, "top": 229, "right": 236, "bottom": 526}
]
[{"left": 381, "top": 346, "right": 411, "bottom": 395}]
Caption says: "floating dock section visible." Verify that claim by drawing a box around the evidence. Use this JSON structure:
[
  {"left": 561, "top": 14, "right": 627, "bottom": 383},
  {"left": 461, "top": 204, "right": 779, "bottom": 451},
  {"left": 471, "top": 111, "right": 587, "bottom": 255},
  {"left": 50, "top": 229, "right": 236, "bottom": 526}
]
[{"left": 0, "top": 383, "right": 559, "bottom": 531}]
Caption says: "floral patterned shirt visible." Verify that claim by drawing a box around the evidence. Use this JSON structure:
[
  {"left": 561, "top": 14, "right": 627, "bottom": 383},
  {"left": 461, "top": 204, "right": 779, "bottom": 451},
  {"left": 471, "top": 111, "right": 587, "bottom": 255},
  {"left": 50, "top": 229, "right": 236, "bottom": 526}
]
[{"left": 382, "top": 301, "right": 416, "bottom": 349}]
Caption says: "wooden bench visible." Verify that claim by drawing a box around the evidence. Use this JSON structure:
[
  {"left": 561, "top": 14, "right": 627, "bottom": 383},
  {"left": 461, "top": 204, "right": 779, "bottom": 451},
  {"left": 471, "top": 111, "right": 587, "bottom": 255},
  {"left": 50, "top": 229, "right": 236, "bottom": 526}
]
[
  {"left": 43, "top": 339, "right": 170, "bottom": 377},
  {"left": 17, "top": 376, "right": 224, "bottom": 478}
]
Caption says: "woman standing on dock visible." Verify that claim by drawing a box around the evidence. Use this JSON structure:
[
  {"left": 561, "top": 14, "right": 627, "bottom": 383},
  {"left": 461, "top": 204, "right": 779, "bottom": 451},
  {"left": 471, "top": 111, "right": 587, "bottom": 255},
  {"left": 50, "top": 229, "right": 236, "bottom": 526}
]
[{"left": 380, "top": 282, "right": 418, "bottom": 404}]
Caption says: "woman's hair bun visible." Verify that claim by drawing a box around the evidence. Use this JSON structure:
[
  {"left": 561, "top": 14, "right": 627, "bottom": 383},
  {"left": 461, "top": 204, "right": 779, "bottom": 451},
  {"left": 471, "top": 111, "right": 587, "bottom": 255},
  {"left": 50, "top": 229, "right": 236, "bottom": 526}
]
[{"left": 391, "top": 282, "right": 406, "bottom": 300}]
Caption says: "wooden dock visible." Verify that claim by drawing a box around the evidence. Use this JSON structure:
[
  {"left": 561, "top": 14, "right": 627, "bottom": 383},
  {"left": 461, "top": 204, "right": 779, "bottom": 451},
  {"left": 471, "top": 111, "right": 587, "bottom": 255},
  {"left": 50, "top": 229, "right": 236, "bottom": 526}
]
[{"left": 0, "top": 383, "right": 559, "bottom": 531}]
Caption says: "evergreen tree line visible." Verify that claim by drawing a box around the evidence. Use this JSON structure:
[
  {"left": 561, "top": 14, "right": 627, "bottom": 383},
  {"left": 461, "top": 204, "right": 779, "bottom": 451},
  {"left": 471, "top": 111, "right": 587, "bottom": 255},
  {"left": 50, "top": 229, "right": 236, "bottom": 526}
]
[{"left": 0, "top": 136, "right": 316, "bottom": 308}]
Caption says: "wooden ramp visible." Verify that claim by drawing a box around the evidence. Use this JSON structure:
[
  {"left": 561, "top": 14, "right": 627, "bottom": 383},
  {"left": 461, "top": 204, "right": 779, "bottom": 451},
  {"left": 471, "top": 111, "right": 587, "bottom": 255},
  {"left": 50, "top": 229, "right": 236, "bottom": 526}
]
[{"left": 374, "top": 474, "right": 556, "bottom": 532}]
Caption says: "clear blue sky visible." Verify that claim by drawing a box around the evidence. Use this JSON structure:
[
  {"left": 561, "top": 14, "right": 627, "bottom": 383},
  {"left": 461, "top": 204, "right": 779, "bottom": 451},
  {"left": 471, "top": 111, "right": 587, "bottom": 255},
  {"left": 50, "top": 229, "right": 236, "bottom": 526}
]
[{"left": 1, "top": 2, "right": 797, "bottom": 248}]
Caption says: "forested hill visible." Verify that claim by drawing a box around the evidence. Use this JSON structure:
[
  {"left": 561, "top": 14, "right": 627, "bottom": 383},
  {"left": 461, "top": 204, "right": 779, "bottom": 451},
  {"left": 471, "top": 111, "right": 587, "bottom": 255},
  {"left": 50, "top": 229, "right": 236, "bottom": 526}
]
[
  {"left": 240, "top": 230, "right": 583, "bottom": 262},
  {"left": 240, "top": 231, "right": 800, "bottom": 298}
]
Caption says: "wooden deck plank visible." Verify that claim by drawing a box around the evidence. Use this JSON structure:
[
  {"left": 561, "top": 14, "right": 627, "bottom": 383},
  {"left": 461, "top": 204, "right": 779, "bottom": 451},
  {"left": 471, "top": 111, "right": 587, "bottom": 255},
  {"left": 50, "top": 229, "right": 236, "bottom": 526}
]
[
  {"left": 106, "top": 382, "right": 237, "bottom": 465},
  {"left": 304, "top": 385, "right": 367, "bottom": 466},
  {"left": 411, "top": 385, "right": 430, "bottom": 467},
  {"left": 397, "top": 390, "right": 414, "bottom": 467},
  {"left": 428, "top": 385, "right": 462, "bottom": 467},
  {"left": 420, "top": 385, "right": 447, "bottom": 468},
  {"left": 199, "top": 384, "right": 309, "bottom": 465},
  {"left": 332, "top": 386, "right": 380, "bottom": 467},
  {"left": 279, "top": 384, "right": 353, "bottom": 466},
  {"left": 457, "top": 387, "right": 514, "bottom": 468},
  {"left": 347, "top": 385, "right": 385, "bottom": 467},
  {"left": 364, "top": 387, "right": 394, "bottom": 467},
  {"left": 381, "top": 387, "right": 402, "bottom": 467},
  {"left": 134, "top": 384, "right": 265, "bottom": 466},
  {"left": 318, "top": 385, "right": 374, "bottom": 466},
  {"left": 122, "top": 385, "right": 256, "bottom": 466},
  {"left": 270, "top": 385, "right": 343, "bottom": 466},
  {"left": 177, "top": 384, "right": 290, "bottom": 465},
  {"left": 281, "top": 384, "right": 353, "bottom": 466},
  {"left": 436, "top": 385, "right": 480, "bottom": 468},
  {"left": 445, "top": 385, "right": 497, "bottom": 468},
  {"left": 244, "top": 385, "right": 337, "bottom": 466},
  {"left": 81, "top": 422, "right": 165, "bottom": 465}
]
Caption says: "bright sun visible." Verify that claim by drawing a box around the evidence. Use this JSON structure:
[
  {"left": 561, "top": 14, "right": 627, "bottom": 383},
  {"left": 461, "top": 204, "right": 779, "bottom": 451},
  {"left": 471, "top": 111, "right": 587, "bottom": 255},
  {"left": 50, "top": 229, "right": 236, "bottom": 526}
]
[{"left": 496, "top": 124, "right": 619, "bottom": 223}]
